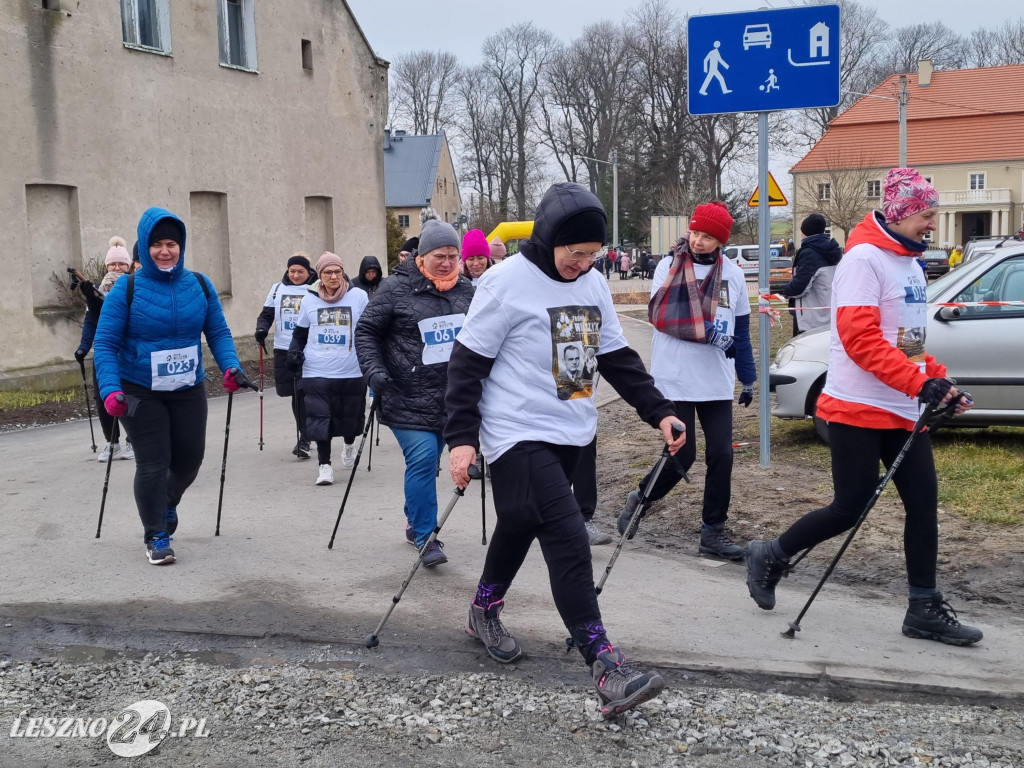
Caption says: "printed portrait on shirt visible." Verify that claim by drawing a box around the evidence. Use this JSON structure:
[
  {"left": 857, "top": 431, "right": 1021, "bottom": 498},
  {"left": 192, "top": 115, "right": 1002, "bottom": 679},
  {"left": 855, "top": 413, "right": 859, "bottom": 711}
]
[{"left": 548, "top": 306, "right": 602, "bottom": 400}]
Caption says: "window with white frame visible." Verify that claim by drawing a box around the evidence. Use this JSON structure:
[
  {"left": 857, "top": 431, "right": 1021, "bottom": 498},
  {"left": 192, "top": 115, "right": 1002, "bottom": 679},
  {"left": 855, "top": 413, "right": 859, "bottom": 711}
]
[
  {"left": 121, "top": 0, "right": 171, "bottom": 53},
  {"left": 969, "top": 172, "right": 986, "bottom": 190},
  {"left": 217, "top": 0, "right": 257, "bottom": 70},
  {"left": 818, "top": 182, "right": 831, "bottom": 202},
  {"left": 866, "top": 180, "right": 881, "bottom": 198}
]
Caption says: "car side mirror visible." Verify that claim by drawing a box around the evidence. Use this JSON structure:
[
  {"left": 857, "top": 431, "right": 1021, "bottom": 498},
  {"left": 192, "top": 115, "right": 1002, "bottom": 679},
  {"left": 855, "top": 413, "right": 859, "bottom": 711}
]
[{"left": 937, "top": 306, "right": 962, "bottom": 321}]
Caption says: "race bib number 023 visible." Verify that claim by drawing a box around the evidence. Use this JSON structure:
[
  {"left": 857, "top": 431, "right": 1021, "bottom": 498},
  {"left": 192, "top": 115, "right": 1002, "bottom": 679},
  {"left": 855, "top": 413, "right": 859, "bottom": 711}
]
[
  {"left": 418, "top": 314, "right": 465, "bottom": 365},
  {"left": 150, "top": 345, "right": 199, "bottom": 391}
]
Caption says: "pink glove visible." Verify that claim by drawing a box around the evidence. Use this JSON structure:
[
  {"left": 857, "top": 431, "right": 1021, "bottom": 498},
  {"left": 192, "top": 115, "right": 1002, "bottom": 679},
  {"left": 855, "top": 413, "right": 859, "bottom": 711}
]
[
  {"left": 104, "top": 391, "right": 128, "bottom": 418},
  {"left": 223, "top": 368, "right": 241, "bottom": 393}
]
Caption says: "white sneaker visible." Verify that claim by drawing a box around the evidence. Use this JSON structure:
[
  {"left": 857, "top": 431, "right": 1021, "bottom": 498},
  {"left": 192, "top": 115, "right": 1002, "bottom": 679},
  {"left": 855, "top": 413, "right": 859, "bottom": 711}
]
[
  {"left": 121, "top": 440, "right": 135, "bottom": 460},
  {"left": 98, "top": 443, "right": 121, "bottom": 463},
  {"left": 585, "top": 519, "right": 613, "bottom": 545},
  {"left": 316, "top": 464, "right": 334, "bottom": 486},
  {"left": 340, "top": 443, "right": 357, "bottom": 468}
]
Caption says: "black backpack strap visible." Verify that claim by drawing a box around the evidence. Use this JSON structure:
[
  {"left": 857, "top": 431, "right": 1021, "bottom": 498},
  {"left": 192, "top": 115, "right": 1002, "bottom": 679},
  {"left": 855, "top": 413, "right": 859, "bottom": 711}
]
[{"left": 194, "top": 272, "right": 212, "bottom": 300}]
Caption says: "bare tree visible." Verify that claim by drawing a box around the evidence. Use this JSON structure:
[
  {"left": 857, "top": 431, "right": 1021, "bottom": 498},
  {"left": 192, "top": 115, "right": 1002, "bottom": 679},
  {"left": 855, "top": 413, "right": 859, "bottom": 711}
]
[
  {"left": 795, "top": 151, "right": 882, "bottom": 241},
  {"left": 481, "top": 23, "right": 557, "bottom": 219},
  {"left": 800, "top": 0, "right": 891, "bottom": 142},
  {"left": 965, "top": 18, "right": 1024, "bottom": 67},
  {"left": 389, "top": 50, "right": 461, "bottom": 134},
  {"left": 878, "top": 22, "right": 968, "bottom": 76}
]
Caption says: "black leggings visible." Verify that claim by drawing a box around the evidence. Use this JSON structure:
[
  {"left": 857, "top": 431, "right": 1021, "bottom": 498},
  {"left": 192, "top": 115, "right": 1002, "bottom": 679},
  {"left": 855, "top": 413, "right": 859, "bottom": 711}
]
[
  {"left": 638, "top": 399, "right": 733, "bottom": 525},
  {"left": 571, "top": 436, "right": 597, "bottom": 522},
  {"left": 91, "top": 365, "right": 116, "bottom": 442},
  {"left": 121, "top": 382, "right": 208, "bottom": 543},
  {"left": 777, "top": 422, "right": 938, "bottom": 590},
  {"left": 482, "top": 442, "right": 601, "bottom": 631}
]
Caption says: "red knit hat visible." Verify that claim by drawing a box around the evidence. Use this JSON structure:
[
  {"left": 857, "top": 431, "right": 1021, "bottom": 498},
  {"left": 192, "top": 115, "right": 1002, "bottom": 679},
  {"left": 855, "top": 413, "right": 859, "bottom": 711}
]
[
  {"left": 460, "top": 229, "right": 490, "bottom": 261},
  {"left": 689, "top": 201, "right": 734, "bottom": 245}
]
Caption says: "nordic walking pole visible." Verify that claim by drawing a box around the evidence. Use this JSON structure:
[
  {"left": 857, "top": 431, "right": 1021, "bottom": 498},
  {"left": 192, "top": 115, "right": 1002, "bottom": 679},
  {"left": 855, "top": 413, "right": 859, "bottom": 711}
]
[
  {"left": 480, "top": 456, "right": 487, "bottom": 545},
  {"left": 365, "top": 463, "right": 480, "bottom": 648},
  {"left": 366, "top": 397, "right": 376, "bottom": 472},
  {"left": 258, "top": 342, "right": 266, "bottom": 450},
  {"left": 95, "top": 399, "right": 123, "bottom": 538},
  {"left": 215, "top": 373, "right": 259, "bottom": 536},
  {"left": 596, "top": 423, "right": 686, "bottom": 596},
  {"left": 781, "top": 402, "right": 951, "bottom": 639},
  {"left": 78, "top": 358, "right": 97, "bottom": 452},
  {"left": 327, "top": 397, "right": 379, "bottom": 549}
]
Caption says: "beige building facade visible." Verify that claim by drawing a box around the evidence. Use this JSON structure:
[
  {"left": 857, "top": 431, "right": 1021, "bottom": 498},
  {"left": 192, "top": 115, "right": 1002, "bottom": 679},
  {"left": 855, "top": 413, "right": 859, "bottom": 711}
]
[
  {"left": 791, "top": 64, "right": 1024, "bottom": 249},
  {"left": 2, "top": 0, "right": 388, "bottom": 382}
]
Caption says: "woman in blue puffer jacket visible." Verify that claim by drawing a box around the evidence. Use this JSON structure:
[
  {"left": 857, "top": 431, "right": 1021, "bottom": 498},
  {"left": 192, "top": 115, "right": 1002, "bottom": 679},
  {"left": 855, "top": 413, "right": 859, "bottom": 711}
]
[{"left": 94, "top": 207, "right": 251, "bottom": 566}]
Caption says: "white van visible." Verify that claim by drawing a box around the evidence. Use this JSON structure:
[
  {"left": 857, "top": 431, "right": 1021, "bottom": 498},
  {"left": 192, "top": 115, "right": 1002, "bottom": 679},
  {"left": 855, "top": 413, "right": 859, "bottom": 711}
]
[{"left": 724, "top": 245, "right": 759, "bottom": 278}]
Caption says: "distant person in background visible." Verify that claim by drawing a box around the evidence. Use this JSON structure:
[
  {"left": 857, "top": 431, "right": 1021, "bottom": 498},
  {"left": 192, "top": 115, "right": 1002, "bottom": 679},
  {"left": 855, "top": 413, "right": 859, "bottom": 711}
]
[
  {"left": 350, "top": 255, "right": 384, "bottom": 300},
  {"left": 778, "top": 213, "right": 843, "bottom": 335},
  {"left": 947, "top": 244, "right": 964, "bottom": 269},
  {"left": 398, "top": 237, "right": 418, "bottom": 264},
  {"left": 618, "top": 250, "right": 631, "bottom": 280},
  {"left": 461, "top": 229, "right": 492, "bottom": 285},
  {"left": 489, "top": 236, "right": 507, "bottom": 264}
]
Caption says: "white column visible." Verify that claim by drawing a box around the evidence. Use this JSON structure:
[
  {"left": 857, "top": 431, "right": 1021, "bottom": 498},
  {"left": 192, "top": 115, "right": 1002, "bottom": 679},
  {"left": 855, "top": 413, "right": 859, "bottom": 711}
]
[{"left": 937, "top": 212, "right": 948, "bottom": 247}]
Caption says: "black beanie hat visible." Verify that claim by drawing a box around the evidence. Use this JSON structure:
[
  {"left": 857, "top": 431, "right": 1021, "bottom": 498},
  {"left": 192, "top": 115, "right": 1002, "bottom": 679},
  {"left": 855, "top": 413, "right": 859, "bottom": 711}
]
[
  {"left": 132, "top": 241, "right": 140, "bottom": 261},
  {"left": 800, "top": 213, "right": 827, "bottom": 237},
  {"left": 400, "top": 237, "right": 419, "bottom": 253},
  {"left": 149, "top": 218, "right": 184, "bottom": 246},
  {"left": 552, "top": 209, "right": 608, "bottom": 247},
  {"left": 287, "top": 254, "right": 313, "bottom": 272}
]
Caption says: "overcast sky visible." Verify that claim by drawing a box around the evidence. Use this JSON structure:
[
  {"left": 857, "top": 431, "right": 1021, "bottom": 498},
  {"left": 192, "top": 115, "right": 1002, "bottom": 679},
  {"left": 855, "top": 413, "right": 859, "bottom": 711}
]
[{"left": 347, "top": 0, "right": 1021, "bottom": 65}]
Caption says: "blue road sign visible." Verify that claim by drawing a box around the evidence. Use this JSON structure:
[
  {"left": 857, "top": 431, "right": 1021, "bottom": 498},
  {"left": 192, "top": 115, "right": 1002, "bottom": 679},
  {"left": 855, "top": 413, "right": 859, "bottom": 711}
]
[{"left": 687, "top": 5, "right": 841, "bottom": 116}]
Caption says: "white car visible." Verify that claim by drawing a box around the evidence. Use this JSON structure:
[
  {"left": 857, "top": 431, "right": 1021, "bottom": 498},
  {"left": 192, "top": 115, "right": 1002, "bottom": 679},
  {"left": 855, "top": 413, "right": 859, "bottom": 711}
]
[
  {"left": 743, "top": 24, "right": 772, "bottom": 50},
  {"left": 769, "top": 245, "right": 1024, "bottom": 442}
]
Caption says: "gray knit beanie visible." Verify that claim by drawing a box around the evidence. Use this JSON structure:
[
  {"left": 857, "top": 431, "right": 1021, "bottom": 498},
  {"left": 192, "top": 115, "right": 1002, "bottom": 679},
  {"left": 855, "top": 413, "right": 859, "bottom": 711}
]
[{"left": 417, "top": 219, "right": 460, "bottom": 256}]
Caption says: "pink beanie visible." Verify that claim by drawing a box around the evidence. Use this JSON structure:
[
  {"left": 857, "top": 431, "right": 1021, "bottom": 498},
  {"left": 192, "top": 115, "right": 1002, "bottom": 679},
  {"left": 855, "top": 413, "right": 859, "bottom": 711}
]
[
  {"left": 883, "top": 168, "right": 939, "bottom": 223},
  {"left": 316, "top": 251, "right": 344, "bottom": 274},
  {"left": 461, "top": 229, "right": 490, "bottom": 261},
  {"left": 489, "top": 236, "right": 507, "bottom": 260},
  {"left": 104, "top": 236, "right": 131, "bottom": 267}
]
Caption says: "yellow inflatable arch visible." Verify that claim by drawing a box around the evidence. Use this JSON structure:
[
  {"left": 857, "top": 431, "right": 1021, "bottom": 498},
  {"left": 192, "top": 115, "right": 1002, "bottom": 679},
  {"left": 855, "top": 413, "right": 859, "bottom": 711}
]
[{"left": 486, "top": 221, "right": 534, "bottom": 243}]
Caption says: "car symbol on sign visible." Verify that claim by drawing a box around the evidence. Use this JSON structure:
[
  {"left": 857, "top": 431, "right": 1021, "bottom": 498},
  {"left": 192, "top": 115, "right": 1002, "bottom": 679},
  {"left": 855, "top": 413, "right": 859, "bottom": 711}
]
[{"left": 743, "top": 24, "right": 772, "bottom": 50}]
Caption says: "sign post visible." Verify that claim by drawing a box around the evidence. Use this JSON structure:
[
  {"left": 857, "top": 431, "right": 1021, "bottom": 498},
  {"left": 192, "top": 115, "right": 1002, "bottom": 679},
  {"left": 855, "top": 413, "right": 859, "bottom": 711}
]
[{"left": 688, "top": 5, "right": 840, "bottom": 467}]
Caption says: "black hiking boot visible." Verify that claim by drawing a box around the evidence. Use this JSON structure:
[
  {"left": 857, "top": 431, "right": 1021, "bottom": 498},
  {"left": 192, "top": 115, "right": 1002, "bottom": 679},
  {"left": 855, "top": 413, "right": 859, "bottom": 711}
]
[
  {"left": 465, "top": 599, "right": 523, "bottom": 663},
  {"left": 699, "top": 523, "right": 745, "bottom": 561},
  {"left": 902, "top": 593, "right": 983, "bottom": 646},
  {"left": 591, "top": 646, "right": 665, "bottom": 719},
  {"left": 746, "top": 539, "right": 789, "bottom": 610},
  {"left": 616, "top": 490, "right": 648, "bottom": 540}
]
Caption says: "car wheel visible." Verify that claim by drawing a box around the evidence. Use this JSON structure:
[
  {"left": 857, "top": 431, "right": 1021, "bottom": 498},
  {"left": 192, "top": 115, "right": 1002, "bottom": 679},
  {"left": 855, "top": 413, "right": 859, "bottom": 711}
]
[{"left": 807, "top": 378, "right": 830, "bottom": 445}]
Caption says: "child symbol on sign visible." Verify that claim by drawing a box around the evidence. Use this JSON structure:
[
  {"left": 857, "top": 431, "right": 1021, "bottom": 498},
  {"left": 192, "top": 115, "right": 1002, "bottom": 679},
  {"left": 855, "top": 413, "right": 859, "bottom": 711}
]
[{"left": 760, "top": 69, "right": 779, "bottom": 92}]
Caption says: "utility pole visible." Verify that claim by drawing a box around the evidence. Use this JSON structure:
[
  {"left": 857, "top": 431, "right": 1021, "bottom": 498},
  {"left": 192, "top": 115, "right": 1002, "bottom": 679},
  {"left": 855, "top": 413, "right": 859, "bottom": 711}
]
[
  {"left": 898, "top": 75, "right": 908, "bottom": 167},
  {"left": 580, "top": 151, "right": 619, "bottom": 247}
]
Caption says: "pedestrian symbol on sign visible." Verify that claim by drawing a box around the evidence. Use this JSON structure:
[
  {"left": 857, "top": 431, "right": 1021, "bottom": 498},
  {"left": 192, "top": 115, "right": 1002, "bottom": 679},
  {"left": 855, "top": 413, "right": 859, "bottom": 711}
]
[{"left": 698, "top": 41, "right": 732, "bottom": 96}]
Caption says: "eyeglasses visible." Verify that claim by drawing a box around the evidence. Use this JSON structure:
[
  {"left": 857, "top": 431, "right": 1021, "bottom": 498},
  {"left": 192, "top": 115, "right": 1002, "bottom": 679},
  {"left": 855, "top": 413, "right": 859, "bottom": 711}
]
[
  {"left": 427, "top": 253, "right": 460, "bottom": 262},
  {"left": 563, "top": 247, "right": 606, "bottom": 265},
  {"left": 320, "top": 269, "right": 343, "bottom": 277}
]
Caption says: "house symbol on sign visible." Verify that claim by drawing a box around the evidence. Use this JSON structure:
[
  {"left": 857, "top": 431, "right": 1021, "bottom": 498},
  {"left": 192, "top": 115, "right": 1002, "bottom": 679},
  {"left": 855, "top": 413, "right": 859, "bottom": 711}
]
[{"left": 788, "top": 21, "right": 831, "bottom": 67}]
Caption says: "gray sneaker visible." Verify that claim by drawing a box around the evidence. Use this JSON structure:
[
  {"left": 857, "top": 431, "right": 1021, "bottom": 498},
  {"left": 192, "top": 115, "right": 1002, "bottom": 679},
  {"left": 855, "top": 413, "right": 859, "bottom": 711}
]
[
  {"left": 584, "top": 519, "right": 612, "bottom": 545},
  {"left": 465, "top": 599, "right": 523, "bottom": 663},
  {"left": 591, "top": 646, "right": 664, "bottom": 719},
  {"left": 616, "top": 490, "right": 648, "bottom": 540},
  {"left": 421, "top": 539, "right": 448, "bottom": 567}
]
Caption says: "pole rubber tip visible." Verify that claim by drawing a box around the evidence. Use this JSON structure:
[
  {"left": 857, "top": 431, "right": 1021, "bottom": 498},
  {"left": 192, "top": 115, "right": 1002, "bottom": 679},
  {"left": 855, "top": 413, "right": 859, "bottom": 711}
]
[
  {"left": 781, "top": 621, "right": 800, "bottom": 639},
  {"left": 364, "top": 634, "right": 379, "bottom": 648}
]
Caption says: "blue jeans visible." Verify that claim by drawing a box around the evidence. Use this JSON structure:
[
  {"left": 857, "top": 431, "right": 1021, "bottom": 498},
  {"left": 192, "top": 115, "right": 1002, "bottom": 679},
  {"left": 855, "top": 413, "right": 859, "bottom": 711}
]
[{"left": 391, "top": 428, "right": 444, "bottom": 547}]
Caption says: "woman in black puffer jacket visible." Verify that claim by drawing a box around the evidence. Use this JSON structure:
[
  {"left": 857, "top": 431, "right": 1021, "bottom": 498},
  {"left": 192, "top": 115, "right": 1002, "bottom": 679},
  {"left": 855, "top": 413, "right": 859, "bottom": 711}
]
[{"left": 355, "top": 214, "right": 474, "bottom": 567}]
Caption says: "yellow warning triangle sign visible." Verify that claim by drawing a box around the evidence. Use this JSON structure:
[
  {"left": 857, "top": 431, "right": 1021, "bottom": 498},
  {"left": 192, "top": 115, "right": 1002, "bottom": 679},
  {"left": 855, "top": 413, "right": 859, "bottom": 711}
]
[{"left": 748, "top": 172, "right": 788, "bottom": 207}]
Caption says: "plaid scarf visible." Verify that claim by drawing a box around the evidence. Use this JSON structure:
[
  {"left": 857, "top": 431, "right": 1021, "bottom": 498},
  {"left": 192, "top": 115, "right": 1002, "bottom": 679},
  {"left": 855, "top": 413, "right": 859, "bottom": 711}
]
[{"left": 648, "top": 238, "right": 723, "bottom": 342}]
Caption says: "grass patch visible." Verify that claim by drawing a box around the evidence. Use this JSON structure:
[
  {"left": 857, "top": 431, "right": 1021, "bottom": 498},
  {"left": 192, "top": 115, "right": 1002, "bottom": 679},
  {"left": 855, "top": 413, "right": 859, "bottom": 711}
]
[
  {"left": 0, "top": 388, "right": 79, "bottom": 409},
  {"left": 932, "top": 428, "right": 1024, "bottom": 526},
  {"left": 611, "top": 290, "right": 651, "bottom": 305}
]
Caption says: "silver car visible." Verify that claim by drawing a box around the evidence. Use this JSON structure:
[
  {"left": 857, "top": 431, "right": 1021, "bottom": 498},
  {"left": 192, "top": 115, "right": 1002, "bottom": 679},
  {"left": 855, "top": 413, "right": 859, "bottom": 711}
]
[{"left": 769, "top": 245, "right": 1024, "bottom": 441}]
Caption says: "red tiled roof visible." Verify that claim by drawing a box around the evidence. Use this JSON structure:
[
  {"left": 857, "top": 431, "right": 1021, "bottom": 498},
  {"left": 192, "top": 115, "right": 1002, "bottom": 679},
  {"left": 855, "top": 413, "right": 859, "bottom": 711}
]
[{"left": 792, "top": 65, "right": 1024, "bottom": 172}]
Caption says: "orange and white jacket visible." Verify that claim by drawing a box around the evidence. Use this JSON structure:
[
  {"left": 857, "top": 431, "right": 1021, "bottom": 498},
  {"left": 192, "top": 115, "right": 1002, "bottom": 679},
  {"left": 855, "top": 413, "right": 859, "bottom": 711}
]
[{"left": 817, "top": 211, "right": 946, "bottom": 431}]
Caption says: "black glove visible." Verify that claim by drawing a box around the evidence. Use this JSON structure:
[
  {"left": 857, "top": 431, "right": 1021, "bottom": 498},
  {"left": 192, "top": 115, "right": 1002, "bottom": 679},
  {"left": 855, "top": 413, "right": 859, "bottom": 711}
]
[
  {"left": 918, "top": 377, "right": 955, "bottom": 407},
  {"left": 285, "top": 350, "right": 304, "bottom": 374},
  {"left": 254, "top": 328, "right": 268, "bottom": 352},
  {"left": 704, "top": 321, "right": 734, "bottom": 354},
  {"left": 368, "top": 371, "right": 392, "bottom": 393},
  {"left": 74, "top": 348, "right": 88, "bottom": 364},
  {"left": 226, "top": 367, "right": 258, "bottom": 392},
  {"left": 738, "top": 384, "right": 754, "bottom": 407}
]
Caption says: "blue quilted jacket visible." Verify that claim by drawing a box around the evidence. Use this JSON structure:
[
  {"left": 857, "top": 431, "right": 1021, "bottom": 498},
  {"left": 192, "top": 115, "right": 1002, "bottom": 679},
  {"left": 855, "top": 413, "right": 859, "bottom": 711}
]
[{"left": 94, "top": 207, "right": 240, "bottom": 399}]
